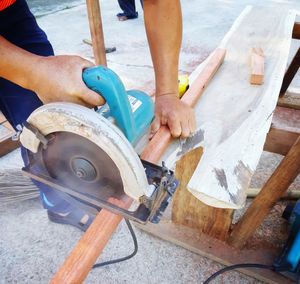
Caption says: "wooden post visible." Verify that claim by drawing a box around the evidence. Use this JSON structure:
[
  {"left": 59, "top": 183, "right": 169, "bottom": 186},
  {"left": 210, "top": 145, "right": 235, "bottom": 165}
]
[
  {"left": 172, "top": 148, "right": 233, "bottom": 241},
  {"left": 229, "top": 136, "right": 300, "bottom": 249},
  {"left": 86, "top": 0, "right": 107, "bottom": 66}
]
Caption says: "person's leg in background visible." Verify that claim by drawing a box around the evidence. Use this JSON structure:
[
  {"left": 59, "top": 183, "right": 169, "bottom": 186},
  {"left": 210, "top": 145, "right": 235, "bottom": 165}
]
[
  {"left": 0, "top": 0, "right": 96, "bottom": 231},
  {"left": 117, "top": 0, "right": 139, "bottom": 21}
]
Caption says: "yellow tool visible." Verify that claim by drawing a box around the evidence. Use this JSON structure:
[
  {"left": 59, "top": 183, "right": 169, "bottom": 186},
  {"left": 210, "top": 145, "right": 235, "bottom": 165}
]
[{"left": 178, "top": 74, "right": 189, "bottom": 98}]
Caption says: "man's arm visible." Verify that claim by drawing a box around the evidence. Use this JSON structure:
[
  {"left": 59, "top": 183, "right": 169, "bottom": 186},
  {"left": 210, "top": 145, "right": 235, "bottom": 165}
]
[
  {"left": 0, "top": 36, "right": 104, "bottom": 107},
  {"left": 144, "top": 0, "right": 196, "bottom": 138}
]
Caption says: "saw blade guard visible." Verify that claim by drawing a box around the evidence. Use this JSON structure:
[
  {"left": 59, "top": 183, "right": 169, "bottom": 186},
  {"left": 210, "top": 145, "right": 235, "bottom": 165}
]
[{"left": 20, "top": 102, "right": 150, "bottom": 200}]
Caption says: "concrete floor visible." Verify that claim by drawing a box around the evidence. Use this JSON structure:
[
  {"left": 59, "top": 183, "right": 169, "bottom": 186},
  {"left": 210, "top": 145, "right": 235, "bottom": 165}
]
[{"left": 1, "top": 1, "right": 300, "bottom": 283}]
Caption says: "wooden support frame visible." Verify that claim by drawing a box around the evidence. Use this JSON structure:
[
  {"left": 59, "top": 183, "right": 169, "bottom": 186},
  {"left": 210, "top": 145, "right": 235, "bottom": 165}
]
[{"left": 50, "top": 7, "right": 299, "bottom": 284}]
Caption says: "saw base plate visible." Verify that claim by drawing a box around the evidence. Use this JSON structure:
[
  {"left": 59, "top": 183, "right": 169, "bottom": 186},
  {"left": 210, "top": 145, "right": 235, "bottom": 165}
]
[{"left": 23, "top": 149, "right": 177, "bottom": 224}]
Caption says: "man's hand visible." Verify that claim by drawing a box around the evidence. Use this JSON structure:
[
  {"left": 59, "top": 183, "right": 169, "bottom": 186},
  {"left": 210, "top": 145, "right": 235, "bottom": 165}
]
[
  {"left": 151, "top": 94, "right": 196, "bottom": 138},
  {"left": 32, "top": 55, "right": 104, "bottom": 107},
  {"left": 0, "top": 36, "right": 104, "bottom": 107}
]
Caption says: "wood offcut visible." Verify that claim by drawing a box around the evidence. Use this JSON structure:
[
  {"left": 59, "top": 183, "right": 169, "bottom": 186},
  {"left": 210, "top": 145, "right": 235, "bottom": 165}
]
[{"left": 249, "top": 47, "right": 264, "bottom": 85}]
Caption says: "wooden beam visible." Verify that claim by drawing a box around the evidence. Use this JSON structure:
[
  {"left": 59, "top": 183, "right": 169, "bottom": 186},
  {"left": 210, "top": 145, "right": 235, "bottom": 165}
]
[
  {"left": 249, "top": 47, "right": 264, "bottom": 85},
  {"left": 86, "top": 0, "right": 107, "bottom": 66},
  {"left": 229, "top": 136, "right": 300, "bottom": 249},
  {"left": 292, "top": 22, "right": 300, "bottom": 39},
  {"left": 141, "top": 48, "right": 226, "bottom": 163},
  {"left": 172, "top": 147, "right": 233, "bottom": 241}
]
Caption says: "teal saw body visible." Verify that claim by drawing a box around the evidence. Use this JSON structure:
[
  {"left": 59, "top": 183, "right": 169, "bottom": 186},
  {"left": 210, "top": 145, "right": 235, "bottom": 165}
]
[
  {"left": 19, "top": 65, "right": 177, "bottom": 224},
  {"left": 83, "top": 66, "right": 154, "bottom": 145}
]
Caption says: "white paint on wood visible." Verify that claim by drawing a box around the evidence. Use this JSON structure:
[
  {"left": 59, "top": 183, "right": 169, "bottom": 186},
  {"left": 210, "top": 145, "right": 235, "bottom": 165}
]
[{"left": 158, "top": 6, "right": 296, "bottom": 209}]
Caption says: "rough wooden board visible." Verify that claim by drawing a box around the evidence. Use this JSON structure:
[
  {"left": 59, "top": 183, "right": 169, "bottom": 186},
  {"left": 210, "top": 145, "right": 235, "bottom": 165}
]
[
  {"left": 135, "top": 209, "right": 293, "bottom": 284},
  {"left": 156, "top": 6, "right": 296, "bottom": 209}
]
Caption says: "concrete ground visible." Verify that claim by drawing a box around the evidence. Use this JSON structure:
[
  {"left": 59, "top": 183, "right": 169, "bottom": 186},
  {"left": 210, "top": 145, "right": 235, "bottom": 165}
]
[{"left": 1, "top": 0, "right": 300, "bottom": 283}]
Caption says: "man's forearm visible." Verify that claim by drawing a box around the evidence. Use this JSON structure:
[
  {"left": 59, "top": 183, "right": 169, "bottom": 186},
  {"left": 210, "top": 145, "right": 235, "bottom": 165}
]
[
  {"left": 144, "top": 0, "right": 182, "bottom": 97},
  {"left": 0, "top": 36, "right": 41, "bottom": 91}
]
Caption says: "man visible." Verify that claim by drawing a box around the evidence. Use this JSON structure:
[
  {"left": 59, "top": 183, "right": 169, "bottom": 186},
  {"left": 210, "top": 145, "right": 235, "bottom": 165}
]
[
  {"left": 117, "top": 0, "right": 143, "bottom": 21},
  {"left": 0, "top": 0, "right": 195, "bottom": 231}
]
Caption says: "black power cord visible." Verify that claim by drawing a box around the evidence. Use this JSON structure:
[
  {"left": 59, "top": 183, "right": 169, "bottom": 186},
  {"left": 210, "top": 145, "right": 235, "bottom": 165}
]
[
  {"left": 203, "top": 263, "right": 277, "bottom": 284},
  {"left": 91, "top": 221, "right": 284, "bottom": 284},
  {"left": 92, "top": 219, "right": 138, "bottom": 269}
]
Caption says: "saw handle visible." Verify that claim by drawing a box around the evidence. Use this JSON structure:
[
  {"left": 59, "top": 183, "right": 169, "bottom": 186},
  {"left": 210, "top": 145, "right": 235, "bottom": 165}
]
[{"left": 83, "top": 66, "right": 153, "bottom": 144}]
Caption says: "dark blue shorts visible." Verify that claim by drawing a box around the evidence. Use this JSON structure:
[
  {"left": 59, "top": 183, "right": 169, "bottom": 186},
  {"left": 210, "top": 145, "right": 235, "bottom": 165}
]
[{"left": 0, "top": 0, "right": 72, "bottom": 213}]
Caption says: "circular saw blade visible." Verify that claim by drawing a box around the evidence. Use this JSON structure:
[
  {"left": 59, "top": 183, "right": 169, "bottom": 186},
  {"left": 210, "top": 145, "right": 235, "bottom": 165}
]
[
  {"left": 43, "top": 131, "right": 124, "bottom": 200},
  {"left": 22, "top": 102, "right": 149, "bottom": 200}
]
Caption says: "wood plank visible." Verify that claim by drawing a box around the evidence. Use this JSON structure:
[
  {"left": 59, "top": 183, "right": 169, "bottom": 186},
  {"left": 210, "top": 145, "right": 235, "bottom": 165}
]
[
  {"left": 249, "top": 47, "right": 264, "bottom": 85},
  {"left": 172, "top": 147, "right": 233, "bottom": 240},
  {"left": 140, "top": 48, "right": 226, "bottom": 163},
  {"left": 229, "top": 136, "right": 300, "bottom": 248},
  {"left": 135, "top": 211, "right": 293, "bottom": 284},
  {"left": 86, "top": 0, "right": 107, "bottom": 66},
  {"left": 159, "top": 6, "right": 296, "bottom": 210}
]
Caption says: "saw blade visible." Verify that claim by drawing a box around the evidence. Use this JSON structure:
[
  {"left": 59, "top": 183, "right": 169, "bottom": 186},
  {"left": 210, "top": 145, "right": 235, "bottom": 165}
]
[
  {"left": 20, "top": 102, "right": 150, "bottom": 200},
  {"left": 42, "top": 131, "right": 124, "bottom": 200}
]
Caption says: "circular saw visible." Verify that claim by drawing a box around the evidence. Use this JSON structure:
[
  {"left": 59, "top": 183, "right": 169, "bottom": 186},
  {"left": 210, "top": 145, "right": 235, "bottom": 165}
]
[{"left": 17, "top": 66, "right": 178, "bottom": 224}]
